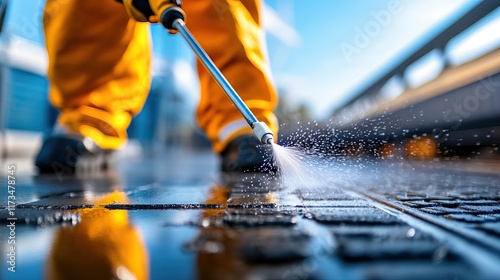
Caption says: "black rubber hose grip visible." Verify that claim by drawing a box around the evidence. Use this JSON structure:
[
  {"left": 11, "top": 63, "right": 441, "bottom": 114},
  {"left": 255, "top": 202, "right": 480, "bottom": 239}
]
[{"left": 161, "top": 6, "right": 185, "bottom": 30}]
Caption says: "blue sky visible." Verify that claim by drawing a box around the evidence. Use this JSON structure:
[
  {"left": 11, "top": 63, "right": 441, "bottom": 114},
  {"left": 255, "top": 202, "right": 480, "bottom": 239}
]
[
  {"left": 4, "top": 0, "right": 497, "bottom": 120},
  {"left": 264, "top": 0, "right": 488, "bottom": 118}
]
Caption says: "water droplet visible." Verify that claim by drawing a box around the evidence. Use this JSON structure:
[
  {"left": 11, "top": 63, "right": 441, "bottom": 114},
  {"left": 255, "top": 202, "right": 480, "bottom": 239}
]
[
  {"left": 203, "top": 240, "right": 223, "bottom": 253},
  {"left": 433, "top": 246, "right": 448, "bottom": 263},
  {"left": 201, "top": 219, "right": 210, "bottom": 228},
  {"left": 406, "top": 228, "right": 416, "bottom": 237}
]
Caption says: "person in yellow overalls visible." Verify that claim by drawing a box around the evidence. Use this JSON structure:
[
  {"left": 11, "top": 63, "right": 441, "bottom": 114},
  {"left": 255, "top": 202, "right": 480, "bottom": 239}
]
[{"left": 35, "top": 0, "right": 279, "bottom": 174}]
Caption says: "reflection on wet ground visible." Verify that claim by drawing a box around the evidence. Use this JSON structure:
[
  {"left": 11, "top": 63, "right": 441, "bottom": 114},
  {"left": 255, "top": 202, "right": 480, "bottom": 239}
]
[{"left": 1, "top": 148, "right": 500, "bottom": 279}]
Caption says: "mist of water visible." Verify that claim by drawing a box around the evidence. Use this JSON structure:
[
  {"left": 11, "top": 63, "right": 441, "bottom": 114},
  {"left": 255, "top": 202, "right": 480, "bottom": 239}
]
[{"left": 271, "top": 143, "right": 342, "bottom": 192}]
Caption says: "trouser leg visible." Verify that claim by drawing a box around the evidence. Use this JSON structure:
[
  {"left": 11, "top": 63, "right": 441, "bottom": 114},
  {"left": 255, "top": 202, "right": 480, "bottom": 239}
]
[
  {"left": 183, "top": 0, "right": 279, "bottom": 153},
  {"left": 43, "top": 0, "right": 151, "bottom": 150}
]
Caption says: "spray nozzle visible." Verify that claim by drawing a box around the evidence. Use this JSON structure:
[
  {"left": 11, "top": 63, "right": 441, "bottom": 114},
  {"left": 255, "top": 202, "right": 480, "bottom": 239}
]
[{"left": 252, "top": 122, "right": 274, "bottom": 145}]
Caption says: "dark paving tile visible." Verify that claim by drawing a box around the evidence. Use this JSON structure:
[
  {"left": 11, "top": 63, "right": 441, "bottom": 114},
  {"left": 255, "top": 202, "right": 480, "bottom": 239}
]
[
  {"left": 227, "top": 191, "right": 273, "bottom": 200},
  {"left": 301, "top": 200, "right": 371, "bottom": 208},
  {"left": 181, "top": 227, "right": 320, "bottom": 279},
  {"left": 395, "top": 195, "right": 455, "bottom": 201},
  {"left": 401, "top": 201, "right": 440, "bottom": 208},
  {"left": 225, "top": 208, "right": 301, "bottom": 217},
  {"left": 12, "top": 184, "right": 218, "bottom": 212},
  {"left": 144, "top": 226, "right": 200, "bottom": 279},
  {"left": 453, "top": 193, "right": 499, "bottom": 200},
  {"left": 275, "top": 205, "right": 308, "bottom": 213},
  {"left": 126, "top": 184, "right": 213, "bottom": 205},
  {"left": 359, "top": 260, "right": 475, "bottom": 280},
  {"left": 459, "top": 205, "right": 500, "bottom": 214},
  {"left": 444, "top": 214, "right": 497, "bottom": 223},
  {"left": 0, "top": 208, "right": 80, "bottom": 226},
  {"left": 455, "top": 200, "right": 499, "bottom": 205},
  {"left": 128, "top": 209, "right": 207, "bottom": 227},
  {"left": 220, "top": 173, "right": 282, "bottom": 193},
  {"left": 430, "top": 200, "right": 500, "bottom": 208},
  {"left": 298, "top": 192, "right": 361, "bottom": 201},
  {"left": 476, "top": 214, "right": 500, "bottom": 222},
  {"left": 14, "top": 183, "right": 215, "bottom": 209},
  {"left": 223, "top": 212, "right": 297, "bottom": 227},
  {"left": 0, "top": 178, "right": 111, "bottom": 205},
  {"left": 331, "top": 224, "right": 441, "bottom": 262},
  {"left": 238, "top": 228, "right": 312, "bottom": 263},
  {"left": 337, "top": 239, "right": 448, "bottom": 261},
  {"left": 394, "top": 195, "right": 428, "bottom": 201},
  {"left": 2, "top": 173, "right": 156, "bottom": 207},
  {"left": 418, "top": 206, "right": 465, "bottom": 215},
  {"left": 227, "top": 203, "right": 277, "bottom": 209},
  {"left": 226, "top": 192, "right": 278, "bottom": 209},
  {"left": 430, "top": 200, "right": 462, "bottom": 208},
  {"left": 272, "top": 193, "right": 303, "bottom": 207},
  {"left": 16, "top": 190, "right": 95, "bottom": 209},
  {"left": 307, "top": 208, "right": 404, "bottom": 225},
  {"left": 106, "top": 203, "right": 224, "bottom": 210},
  {"left": 329, "top": 225, "right": 426, "bottom": 240},
  {"left": 17, "top": 204, "right": 93, "bottom": 210}
]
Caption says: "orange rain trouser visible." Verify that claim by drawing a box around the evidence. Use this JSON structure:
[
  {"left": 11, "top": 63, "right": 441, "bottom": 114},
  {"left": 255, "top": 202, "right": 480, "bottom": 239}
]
[{"left": 43, "top": 0, "right": 279, "bottom": 152}]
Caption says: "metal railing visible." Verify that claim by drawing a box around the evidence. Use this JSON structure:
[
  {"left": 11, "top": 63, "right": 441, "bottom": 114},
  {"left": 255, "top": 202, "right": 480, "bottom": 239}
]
[
  {"left": 334, "top": 1, "right": 499, "bottom": 117},
  {"left": 329, "top": 1, "right": 500, "bottom": 149}
]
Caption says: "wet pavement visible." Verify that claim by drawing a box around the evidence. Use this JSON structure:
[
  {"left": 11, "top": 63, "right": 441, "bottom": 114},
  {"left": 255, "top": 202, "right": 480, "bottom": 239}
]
[{"left": 1, "top": 147, "right": 500, "bottom": 280}]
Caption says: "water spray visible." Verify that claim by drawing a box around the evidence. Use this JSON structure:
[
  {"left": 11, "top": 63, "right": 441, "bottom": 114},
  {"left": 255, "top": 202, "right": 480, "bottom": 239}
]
[{"left": 161, "top": 7, "right": 274, "bottom": 145}]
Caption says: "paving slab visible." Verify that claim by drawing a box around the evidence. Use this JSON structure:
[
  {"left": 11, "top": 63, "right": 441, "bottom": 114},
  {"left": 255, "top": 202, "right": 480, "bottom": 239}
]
[{"left": 1, "top": 151, "right": 500, "bottom": 280}]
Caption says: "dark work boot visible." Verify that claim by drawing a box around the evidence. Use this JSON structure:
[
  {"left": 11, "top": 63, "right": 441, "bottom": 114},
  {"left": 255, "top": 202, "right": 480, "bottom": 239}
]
[
  {"left": 220, "top": 134, "right": 276, "bottom": 173},
  {"left": 35, "top": 133, "right": 114, "bottom": 177}
]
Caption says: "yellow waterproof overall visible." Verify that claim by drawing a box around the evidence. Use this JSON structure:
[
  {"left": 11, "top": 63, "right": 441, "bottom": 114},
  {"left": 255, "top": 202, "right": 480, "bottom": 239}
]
[{"left": 43, "top": 0, "right": 278, "bottom": 152}]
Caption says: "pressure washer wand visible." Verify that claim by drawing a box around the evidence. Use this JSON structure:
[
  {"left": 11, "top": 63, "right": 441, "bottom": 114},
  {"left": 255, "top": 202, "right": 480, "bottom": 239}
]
[{"left": 162, "top": 10, "right": 274, "bottom": 145}]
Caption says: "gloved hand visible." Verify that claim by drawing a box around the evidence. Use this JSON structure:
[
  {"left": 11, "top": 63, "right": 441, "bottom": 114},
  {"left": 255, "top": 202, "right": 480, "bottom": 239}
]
[{"left": 118, "top": 0, "right": 185, "bottom": 32}]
